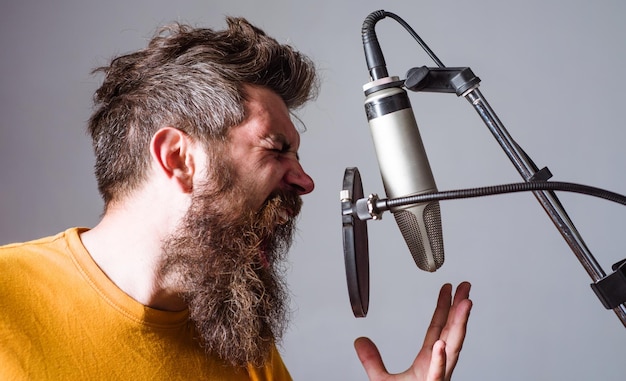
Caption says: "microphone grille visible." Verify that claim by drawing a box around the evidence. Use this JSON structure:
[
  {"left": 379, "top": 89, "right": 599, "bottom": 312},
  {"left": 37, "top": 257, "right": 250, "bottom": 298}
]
[{"left": 393, "top": 201, "right": 444, "bottom": 272}]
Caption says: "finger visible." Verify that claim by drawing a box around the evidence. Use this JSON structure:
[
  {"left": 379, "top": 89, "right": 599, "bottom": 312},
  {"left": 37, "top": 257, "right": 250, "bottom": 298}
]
[
  {"left": 451, "top": 281, "right": 471, "bottom": 307},
  {"left": 441, "top": 301, "right": 472, "bottom": 380},
  {"left": 440, "top": 282, "right": 472, "bottom": 343},
  {"left": 424, "top": 340, "right": 446, "bottom": 381},
  {"left": 439, "top": 282, "right": 472, "bottom": 342},
  {"left": 354, "top": 337, "right": 389, "bottom": 380},
  {"left": 443, "top": 298, "right": 472, "bottom": 345},
  {"left": 422, "top": 283, "right": 453, "bottom": 350},
  {"left": 441, "top": 292, "right": 473, "bottom": 377}
]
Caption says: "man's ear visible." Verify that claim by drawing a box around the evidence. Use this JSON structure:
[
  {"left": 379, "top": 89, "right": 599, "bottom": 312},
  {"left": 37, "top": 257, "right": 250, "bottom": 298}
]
[{"left": 150, "top": 127, "right": 197, "bottom": 193}]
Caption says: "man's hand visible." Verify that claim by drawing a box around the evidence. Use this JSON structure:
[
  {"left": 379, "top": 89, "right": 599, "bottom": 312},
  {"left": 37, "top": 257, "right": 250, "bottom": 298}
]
[{"left": 354, "top": 282, "right": 472, "bottom": 381}]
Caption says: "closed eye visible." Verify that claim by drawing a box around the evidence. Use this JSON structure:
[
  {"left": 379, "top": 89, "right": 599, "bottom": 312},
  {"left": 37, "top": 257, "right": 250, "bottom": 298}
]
[
  {"left": 264, "top": 134, "right": 299, "bottom": 159},
  {"left": 274, "top": 144, "right": 291, "bottom": 154},
  {"left": 268, "top": 140, "right": 292, "bottom": 154}
]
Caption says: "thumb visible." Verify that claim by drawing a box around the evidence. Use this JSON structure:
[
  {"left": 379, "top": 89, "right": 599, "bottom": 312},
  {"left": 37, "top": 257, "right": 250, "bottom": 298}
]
[{"left": 354, "top": 337, "right": 389, "bottom": 380}]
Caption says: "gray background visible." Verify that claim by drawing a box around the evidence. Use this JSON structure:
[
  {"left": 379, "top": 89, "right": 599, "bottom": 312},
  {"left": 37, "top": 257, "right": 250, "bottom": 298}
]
[{"left": 2, "top": 1, "right": 625, "bottom": 380}]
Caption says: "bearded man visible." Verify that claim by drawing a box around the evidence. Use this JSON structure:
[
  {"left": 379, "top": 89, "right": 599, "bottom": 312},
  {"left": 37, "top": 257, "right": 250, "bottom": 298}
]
[{"left": 0, "top": 17, "right": 472, "bottom": 381}]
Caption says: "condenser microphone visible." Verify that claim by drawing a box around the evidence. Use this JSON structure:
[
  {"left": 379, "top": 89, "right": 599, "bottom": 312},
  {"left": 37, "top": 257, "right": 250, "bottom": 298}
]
[
  {"left": 363, "top": 78, "right": 444, "bottom": 272},
  {"left": 361, "top": 10, "right": 444, "bottom": 272}
]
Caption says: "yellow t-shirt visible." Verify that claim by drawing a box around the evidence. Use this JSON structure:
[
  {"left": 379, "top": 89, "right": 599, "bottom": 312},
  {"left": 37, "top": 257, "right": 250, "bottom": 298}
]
[{"left": 0, "top": 228, "right": 292, "bottom": 380}]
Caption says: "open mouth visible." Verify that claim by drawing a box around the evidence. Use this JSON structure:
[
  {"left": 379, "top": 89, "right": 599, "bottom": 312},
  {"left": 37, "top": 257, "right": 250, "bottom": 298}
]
[
  {"left": 254, "top": 192, "right": 301, "bottom": 269},
  {"left": 257, "top": 207, "right": 292, "bottom": 268}
]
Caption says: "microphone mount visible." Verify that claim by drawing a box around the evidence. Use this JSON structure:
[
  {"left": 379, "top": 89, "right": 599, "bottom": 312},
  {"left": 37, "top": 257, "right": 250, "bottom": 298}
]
[{"left": 344, "top": 9, "right": 626, "bottom": 326}]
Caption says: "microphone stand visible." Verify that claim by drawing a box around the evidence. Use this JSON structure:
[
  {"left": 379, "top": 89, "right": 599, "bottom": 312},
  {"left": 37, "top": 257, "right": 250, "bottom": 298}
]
[
  {"left": 347, "top": 10, "right": 626, "bottom": 326},
  {"left": 462, "top": 84, "right": 626, "bottom": 326}
]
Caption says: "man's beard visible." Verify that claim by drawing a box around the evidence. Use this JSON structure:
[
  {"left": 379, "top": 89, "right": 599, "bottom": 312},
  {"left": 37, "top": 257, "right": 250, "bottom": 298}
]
[{"left": 159, "top": 161, "right": 302, "bottom": 368}]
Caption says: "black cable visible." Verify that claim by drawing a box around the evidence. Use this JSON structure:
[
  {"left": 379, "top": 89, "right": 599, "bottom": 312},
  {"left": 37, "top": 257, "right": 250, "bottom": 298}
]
[{"left": 383, "top": 11, "right": 446, "bottom": 68}]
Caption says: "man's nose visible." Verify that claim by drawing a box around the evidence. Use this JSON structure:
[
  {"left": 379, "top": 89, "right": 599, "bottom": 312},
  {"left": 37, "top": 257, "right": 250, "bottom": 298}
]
[{"left": 283, "top": 161, "right": 315, "bottom": 195}]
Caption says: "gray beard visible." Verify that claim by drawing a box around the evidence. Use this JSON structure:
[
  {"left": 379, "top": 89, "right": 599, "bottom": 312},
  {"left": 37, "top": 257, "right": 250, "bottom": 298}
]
[{"left": 159, "top": 181, "right": 301, "bottom": 368}]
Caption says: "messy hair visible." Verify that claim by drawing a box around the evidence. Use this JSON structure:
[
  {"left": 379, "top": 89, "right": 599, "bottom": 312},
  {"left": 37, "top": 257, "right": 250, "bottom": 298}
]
[{"left": 88, "top": 17, "right": 318, "bottom": 206}]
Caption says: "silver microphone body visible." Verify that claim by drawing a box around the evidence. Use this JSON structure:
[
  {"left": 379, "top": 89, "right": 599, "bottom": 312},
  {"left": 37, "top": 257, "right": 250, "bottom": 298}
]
[{"left": 364, "top": 77, "right": 444, "bottom": 272}]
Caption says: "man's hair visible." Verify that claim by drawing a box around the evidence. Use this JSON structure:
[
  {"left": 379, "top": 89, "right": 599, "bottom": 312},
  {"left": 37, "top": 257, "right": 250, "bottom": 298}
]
[{"left": 88, "top": 17, "right": 318, "bottom": 206}]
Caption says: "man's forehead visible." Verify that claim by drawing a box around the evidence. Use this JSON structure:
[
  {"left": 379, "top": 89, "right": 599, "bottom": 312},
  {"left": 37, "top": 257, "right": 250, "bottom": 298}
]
[{"left": 243, "top": 88, "right": 301, "bottom": 142}]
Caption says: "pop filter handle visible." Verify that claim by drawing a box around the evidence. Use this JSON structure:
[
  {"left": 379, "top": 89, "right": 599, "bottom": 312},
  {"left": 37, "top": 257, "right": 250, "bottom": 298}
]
[{"left": 342, "top": 175, "right": 626, "bottom": 317}]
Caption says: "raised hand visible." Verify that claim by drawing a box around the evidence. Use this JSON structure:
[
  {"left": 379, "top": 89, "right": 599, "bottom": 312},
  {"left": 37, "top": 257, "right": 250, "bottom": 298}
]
[{"left": 354, "top": 282, "right": 472, "bottom": 381}]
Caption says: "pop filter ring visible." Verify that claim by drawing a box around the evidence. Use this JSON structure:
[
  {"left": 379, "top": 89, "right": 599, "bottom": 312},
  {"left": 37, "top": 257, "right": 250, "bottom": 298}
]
[{"left": 341, "top": 167, "right": 370, "bottom": 317}]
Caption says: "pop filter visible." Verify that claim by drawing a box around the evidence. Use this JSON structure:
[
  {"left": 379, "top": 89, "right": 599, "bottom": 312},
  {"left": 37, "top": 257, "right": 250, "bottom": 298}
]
[{"left": 341, "top": 167, "right": 370, "bottom": 317}]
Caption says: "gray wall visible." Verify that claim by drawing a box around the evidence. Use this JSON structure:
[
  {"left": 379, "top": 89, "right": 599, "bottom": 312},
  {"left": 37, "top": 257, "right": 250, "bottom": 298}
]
[{"left": 2, "top": 1, "right": 625, "bottom": 380}]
